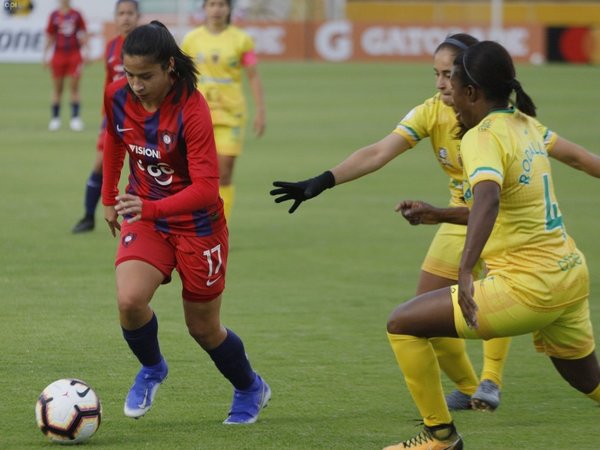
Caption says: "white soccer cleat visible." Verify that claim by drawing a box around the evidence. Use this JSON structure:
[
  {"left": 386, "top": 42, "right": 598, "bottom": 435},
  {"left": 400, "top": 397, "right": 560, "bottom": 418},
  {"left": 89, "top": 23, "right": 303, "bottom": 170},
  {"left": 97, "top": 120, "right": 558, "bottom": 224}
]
[
  {"left": 48, "top": 118, "right": 61, "bottom": 131},
  {"left": 70, "top": 117, "right": 84, "bottom": 131}
]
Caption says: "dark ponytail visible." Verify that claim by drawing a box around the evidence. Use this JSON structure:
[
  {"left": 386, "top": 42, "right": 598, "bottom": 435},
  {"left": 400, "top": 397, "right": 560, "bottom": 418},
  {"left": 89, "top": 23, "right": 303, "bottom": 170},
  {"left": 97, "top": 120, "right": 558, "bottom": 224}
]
[
  {"left": 122, "top": 20, "right": 199, "bottom": 103},
  {"left": 453, "top": 41, "right": 537, "bottom": 117},
  {"left": 509, "top": 79, "right": 536, "bottom": 117}
]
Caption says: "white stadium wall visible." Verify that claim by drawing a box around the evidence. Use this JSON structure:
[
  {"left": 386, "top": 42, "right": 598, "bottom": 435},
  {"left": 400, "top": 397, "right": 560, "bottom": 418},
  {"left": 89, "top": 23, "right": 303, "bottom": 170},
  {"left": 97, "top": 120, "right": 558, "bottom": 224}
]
[{"left": 0, "top": 1, "right": 113, "bottom": 63}]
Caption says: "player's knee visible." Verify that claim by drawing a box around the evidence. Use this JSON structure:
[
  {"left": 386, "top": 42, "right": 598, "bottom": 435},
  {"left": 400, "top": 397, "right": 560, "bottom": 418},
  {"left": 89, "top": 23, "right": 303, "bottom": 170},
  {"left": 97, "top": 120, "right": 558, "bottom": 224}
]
[
  {"left": 186, "top": 321, "right": 221, "bottom": 349},
  {"left": 387, "top": 306, "right": 412, "bottom": 335},
  {"left": 116, "top": 291, "right": 149, "bottom": 318}
]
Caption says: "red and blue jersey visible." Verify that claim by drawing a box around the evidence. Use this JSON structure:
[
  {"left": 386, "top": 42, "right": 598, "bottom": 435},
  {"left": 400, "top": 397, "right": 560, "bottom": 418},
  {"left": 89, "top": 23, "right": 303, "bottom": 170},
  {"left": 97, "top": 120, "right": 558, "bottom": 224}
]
[
  {"left": 102, "top": 78, "right": 225, "bottom": 237},
  {"left": 46, "top": 8, "right": 86, "bottom": 54},
  {"left": 105, "top": 35, "right": 125, "bottom": 88},
  {"left": 98, "top": 35, "right": 125, "bottom": 136}
]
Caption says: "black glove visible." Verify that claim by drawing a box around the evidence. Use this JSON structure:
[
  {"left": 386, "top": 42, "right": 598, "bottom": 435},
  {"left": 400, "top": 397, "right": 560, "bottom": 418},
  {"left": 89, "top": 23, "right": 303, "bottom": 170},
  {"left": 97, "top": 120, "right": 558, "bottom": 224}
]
[{"left": 270, "top": 171, "right": 335, "bottom": 213}]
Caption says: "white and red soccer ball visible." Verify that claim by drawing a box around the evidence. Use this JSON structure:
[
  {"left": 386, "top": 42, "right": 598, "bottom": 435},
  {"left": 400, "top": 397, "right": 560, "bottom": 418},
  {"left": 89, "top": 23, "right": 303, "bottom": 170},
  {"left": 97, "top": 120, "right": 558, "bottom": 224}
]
[{"left": 35, "top": 378, "right": 101, "bottom": 444}]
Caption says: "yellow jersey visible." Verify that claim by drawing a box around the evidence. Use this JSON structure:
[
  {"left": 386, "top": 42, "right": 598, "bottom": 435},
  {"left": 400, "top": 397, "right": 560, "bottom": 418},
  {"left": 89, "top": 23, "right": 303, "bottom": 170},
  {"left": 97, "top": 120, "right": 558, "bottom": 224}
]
[
  {"left": 181, "top": 25, "right": 255, "bottom": 127},
  {"left": 461, "top": 108, "right": 588, "bottom": 311},
  {"left": 394, "top": 94, "right": 465, "bottom": 206},
  {"left": 393, "top": 94, "right": 557, "bottom": 207}
]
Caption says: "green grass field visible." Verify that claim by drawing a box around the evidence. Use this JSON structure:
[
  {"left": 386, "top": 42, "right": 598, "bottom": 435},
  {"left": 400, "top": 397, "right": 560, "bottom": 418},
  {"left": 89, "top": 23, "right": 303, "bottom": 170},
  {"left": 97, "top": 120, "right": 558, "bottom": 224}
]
[{"left": 1, "top": 60, "right": 599, "bottom": 449}]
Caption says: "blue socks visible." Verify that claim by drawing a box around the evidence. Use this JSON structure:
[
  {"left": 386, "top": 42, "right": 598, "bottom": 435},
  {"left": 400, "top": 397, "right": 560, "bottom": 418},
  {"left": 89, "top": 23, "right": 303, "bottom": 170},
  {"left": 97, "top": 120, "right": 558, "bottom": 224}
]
[
  {"left": 124, "top": 320, "right": 255, "bottom": 389},
  {"left": 71, "top": 102, "right": 80, "bottom": 118},
  {"left": 207, "top": 329, "right": 256, "bottom": 390},
  {"left": 50, "top": 103, "right": 80, "bottom": 119},
  {"left": 84, "top": 171, "right": 102, "bottom": 217},
  {"left": 122, "top": 313, "right": 163, "bottom": 367}
]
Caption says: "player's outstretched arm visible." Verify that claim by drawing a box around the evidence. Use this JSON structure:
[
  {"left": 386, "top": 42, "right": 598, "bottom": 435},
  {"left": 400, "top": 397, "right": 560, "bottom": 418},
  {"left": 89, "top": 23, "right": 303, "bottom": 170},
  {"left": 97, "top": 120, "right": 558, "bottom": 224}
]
[
  {"left": 550, "top": 136, "right": 600, "bottom": 178},
  {"left": 270, "top": 133, "right": 410, "bottom": 213},
  {"left": 270, "top": 171, "right": 335, "bottom": 213},
  {"left": 330, "top": 133, "right": 410, "bottom": 184}
]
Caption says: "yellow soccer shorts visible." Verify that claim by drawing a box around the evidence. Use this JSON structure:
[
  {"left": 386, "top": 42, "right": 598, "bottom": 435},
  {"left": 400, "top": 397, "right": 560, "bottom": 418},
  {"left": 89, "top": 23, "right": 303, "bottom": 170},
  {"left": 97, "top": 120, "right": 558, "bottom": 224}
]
[
  {"left": 422, "top": 222, "right": 485, "bottom": 280},
  {"left": 213, "top": 124, "right": 245, "bottom": 157},
  {"left": 451, "top": 275, "right": 595, "bottom": 360}
]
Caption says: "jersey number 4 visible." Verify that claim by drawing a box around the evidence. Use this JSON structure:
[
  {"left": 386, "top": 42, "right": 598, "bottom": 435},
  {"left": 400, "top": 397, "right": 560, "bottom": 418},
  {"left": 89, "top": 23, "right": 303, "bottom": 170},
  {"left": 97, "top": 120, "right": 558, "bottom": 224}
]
[{"left": 542, "top": 173, "right": 563, "bottom": 231}]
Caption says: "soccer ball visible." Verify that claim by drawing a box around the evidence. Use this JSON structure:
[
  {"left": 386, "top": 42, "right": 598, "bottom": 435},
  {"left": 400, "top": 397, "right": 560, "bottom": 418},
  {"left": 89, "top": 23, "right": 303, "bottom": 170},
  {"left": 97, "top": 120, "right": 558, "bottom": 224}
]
[{"left": 35, "top": 379, "right": 102, "bottom": 444}]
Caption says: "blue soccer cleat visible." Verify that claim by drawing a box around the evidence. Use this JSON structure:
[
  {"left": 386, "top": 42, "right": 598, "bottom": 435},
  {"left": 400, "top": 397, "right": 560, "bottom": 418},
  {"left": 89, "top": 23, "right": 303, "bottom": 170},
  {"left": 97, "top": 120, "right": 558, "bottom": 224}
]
[
  {"left": 223, "top": 374, "right": 271, "bottom": 424},
  {"left": 471, "top": 379, "right": 501, "bottom": 411},
  {"left": 445, "top": 389, "right": 472, "bottom": 411},
  {"left": 123, "top": 358, "right": 169, "bottom": 418}
]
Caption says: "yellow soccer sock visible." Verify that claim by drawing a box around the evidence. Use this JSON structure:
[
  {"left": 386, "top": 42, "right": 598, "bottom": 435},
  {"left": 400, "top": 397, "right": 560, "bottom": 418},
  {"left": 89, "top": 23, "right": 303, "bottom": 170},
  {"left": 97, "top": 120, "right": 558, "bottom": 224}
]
[
  {"left": 387, "top": 332, "right": 452, "bottom": 426},
  {"left": 481, "top": 337, "right": 511, "bottom": 387},
  {"left": 219, "top": 184, "right": 235, "bottom": 222},
  {"left": 586, "top": 383, "right": 600, "bottom": 403},
  {"left": 430, "top": 337, "right": 478, "bottom": 395}
]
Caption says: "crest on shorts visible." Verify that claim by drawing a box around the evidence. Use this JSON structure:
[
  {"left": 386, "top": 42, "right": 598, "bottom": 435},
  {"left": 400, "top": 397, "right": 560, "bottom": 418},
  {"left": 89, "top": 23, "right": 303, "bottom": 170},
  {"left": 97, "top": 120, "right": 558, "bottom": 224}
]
[{"left": 122, "top": 232, "right": 137, "bottom": 248}]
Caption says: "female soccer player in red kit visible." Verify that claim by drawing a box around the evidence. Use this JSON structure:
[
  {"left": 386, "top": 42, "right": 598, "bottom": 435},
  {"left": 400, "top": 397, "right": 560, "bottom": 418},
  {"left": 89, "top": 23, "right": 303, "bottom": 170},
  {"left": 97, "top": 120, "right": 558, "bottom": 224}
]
[
  {"left": 44, "top": 0, "right": 88, "bottom": 132},
  {"left": 101, "top": 21, "right": 270, "bottom": 424},
  {"left": 72, "top": 0, "right": 140, "bottom": 234}
]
